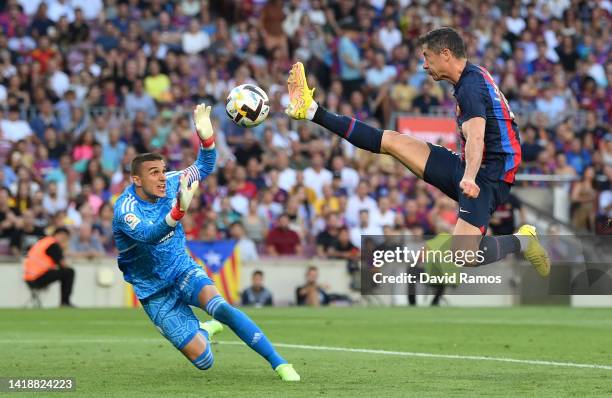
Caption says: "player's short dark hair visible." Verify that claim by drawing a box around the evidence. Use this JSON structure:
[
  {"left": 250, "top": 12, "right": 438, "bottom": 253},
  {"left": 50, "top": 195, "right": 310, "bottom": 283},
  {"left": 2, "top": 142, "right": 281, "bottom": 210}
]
[
  {"left": 253, "top": 270, "right": 263, "bottom": 277},
  {"left": 53, "top": 227, "right": 71, "bottom": 236},
  {"left": 418, "top": 27, "right": 466, "bottom": 58},
  {"left": 131, "top": 153, "right": 164, "bottom": 176}
]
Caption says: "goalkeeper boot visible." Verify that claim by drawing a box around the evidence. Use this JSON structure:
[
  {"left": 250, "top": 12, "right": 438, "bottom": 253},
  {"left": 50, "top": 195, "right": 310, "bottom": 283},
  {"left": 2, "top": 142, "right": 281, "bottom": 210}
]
[
  {"left": 200, "top": 320, "right": 224, "bottom": 341},
  {"left": 516, "top": 225, "right": 550, "bottom": 277},
  {"left": 275, "top": 363, "right": 301, "bottom": 381},
  {"left": 285, "top": 62, "right": 315, "bottom": 120}
]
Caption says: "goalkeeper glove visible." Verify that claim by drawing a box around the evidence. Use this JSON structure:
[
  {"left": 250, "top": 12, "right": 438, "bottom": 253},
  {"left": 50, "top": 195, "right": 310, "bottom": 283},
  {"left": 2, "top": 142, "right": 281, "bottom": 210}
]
[
  {"left": 166, "top": 173, "right": 199, "bottom": 225},
  {"left": 194, "top": 103, "right": 215, "bottom": 148}
]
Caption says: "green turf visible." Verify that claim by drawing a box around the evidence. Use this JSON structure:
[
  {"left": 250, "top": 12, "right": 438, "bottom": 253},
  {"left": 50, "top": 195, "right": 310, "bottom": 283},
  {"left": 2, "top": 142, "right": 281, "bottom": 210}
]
[{"left": 1, "top": 307, "right": 611, "bottom": 397}]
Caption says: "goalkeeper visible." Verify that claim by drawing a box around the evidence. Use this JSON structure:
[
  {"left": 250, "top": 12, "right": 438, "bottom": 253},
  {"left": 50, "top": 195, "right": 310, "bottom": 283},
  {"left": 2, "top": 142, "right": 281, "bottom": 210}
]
[{"left": 112, "top": 104, "right": 299, "bottom": 381}]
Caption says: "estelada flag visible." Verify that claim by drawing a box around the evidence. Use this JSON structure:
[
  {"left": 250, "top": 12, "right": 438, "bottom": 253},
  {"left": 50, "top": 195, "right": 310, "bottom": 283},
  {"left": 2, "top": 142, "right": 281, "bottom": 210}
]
[{"left": 186, "top": 240, "right": 241, "bottom": 305}]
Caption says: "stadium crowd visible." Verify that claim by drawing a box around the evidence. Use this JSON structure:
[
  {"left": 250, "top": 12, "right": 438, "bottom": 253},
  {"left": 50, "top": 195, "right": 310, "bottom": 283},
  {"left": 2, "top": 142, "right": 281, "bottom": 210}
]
[{"left": 0, "top": 0, "right": 610, "bottom": 259}]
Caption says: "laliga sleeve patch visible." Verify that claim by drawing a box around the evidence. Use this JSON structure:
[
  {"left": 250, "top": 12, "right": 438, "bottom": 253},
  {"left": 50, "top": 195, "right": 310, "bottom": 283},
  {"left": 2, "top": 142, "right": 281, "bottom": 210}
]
[{"left": 124, "top": 213, "right": 141, "bottom": 230}]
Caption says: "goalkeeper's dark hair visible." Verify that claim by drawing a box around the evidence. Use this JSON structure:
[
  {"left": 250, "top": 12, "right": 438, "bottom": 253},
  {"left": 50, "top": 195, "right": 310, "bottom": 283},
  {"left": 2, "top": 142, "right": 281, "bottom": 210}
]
[
  {"left": 131, "top": 153, "right": 165, "bottom": 176},
  {"left": 418, "top": 27, "right": 466, "bottom": 58}
]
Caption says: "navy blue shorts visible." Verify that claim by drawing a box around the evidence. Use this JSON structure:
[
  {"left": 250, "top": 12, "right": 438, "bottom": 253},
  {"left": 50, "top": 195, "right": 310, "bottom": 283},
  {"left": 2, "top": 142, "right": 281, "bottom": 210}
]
[{"left": 423, "top": 143, "right": 511, "bottom": 234}]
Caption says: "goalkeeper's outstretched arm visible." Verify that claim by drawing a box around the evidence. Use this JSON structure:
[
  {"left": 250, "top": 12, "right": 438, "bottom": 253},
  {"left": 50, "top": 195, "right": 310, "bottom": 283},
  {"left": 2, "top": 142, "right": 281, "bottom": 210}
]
[
  {"left": 115, "top": 173, "right": 200, "bottom": 243},
  {"left": 169, "top": 104, "right": 218, "bottom": 185}
]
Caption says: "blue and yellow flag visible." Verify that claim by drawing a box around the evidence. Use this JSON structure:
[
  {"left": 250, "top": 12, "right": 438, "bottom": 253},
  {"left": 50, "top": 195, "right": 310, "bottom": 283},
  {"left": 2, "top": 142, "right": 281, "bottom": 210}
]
[{"left": 186, "top": 240, "right": 241, "bottom": 305}]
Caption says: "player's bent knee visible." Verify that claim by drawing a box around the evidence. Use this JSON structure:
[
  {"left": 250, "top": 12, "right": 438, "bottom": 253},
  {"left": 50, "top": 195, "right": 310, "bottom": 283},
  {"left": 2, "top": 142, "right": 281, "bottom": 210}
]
[{"left": 191, "top": 343, "right": 214, "bottom": 370}]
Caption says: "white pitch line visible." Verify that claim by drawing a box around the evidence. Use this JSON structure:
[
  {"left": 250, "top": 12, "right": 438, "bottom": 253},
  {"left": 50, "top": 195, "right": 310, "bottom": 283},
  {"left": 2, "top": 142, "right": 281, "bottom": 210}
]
[
  {"left": 1, "top": 338, "right": 610, "bottom": 371},
  {"left": 218, "top": 341, "right": 612, "bottom": 371}
]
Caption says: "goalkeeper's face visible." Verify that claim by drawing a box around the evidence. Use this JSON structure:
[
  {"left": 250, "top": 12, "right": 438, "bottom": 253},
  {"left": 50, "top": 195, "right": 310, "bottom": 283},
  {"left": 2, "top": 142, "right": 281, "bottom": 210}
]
[{"left": 133, "top": 160, "right": 168, "bottom": 200}]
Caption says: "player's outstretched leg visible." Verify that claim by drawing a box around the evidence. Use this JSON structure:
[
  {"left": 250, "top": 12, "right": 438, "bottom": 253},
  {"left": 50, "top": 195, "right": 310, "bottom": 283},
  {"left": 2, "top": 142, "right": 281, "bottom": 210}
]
[
  {"left": 286, "top": 61, "right": 383, "bottom": 153},
  {"left": 286, "top": 62, "right": 431, "bottom": 178},
  {"left": 199, "top": 286, "right": 300, "bottom": 381}
]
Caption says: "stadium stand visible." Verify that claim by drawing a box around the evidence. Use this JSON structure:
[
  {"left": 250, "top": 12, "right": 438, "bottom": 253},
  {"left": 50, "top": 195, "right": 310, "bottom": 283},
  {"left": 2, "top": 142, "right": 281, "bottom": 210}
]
[{"left": 0, "top": 0, "right": 609, "bottom": 261}]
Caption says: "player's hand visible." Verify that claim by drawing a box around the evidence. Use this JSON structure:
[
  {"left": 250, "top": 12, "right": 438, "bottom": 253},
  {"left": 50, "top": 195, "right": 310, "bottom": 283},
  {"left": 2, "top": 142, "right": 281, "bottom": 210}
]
[
  {"left": 193, "top": 103, "right": 215, "bottom": 148},
  {"left": 170, "top": 173, "right": 199, "bottom": 221},
  {"left": 459, "top": 178, "right": 480, "bottom": 199}
]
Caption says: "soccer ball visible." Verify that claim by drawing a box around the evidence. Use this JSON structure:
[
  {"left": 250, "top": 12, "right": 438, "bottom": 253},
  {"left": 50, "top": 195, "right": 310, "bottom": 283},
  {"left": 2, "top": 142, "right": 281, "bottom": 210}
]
[{"left": 225, "top": 84, "right": 270, "bottom": 128}]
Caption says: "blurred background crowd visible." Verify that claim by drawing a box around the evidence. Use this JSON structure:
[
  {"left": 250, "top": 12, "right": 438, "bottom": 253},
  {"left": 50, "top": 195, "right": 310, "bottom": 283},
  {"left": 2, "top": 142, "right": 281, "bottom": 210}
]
[{"left": 0, "top": 0, "right": 610, "bottom": 260}]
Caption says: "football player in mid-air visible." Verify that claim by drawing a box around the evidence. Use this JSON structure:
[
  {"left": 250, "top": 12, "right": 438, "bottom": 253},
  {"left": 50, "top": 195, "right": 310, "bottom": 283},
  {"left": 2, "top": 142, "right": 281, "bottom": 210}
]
[
  {"left": 286, "top": 27, "right": 550, "bottom": 275},
  {"left": 112, "top": 104, "right": 300, "bottom": 381}
]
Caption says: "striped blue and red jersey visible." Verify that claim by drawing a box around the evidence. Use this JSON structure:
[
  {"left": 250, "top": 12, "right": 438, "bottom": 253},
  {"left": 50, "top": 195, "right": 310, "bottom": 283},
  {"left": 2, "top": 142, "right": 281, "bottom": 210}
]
[{"left": 454, "top": 62, "right": 522, "bottom": 184}]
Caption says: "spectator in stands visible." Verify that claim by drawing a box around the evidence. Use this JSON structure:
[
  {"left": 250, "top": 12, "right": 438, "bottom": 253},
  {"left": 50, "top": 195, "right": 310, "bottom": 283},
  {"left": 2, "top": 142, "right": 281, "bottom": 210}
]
[
  {"left": 15, "top": 209, "right": 46, "bottom": 253},
  {"left": 70, "top": 222, "right": 104, "bottom": 260},
  {"left": 571, "top": 166, "right": 597, "bottom": 232},
  {"left": 29, "top": 100, "right": 60, "bottom": 139},
  {"left": 23, "top": 227, "right": 75, "bottom": 307},
  {"left": 229, "top": 221, "right": 259, "bottom": 262},
  {"left": 315, "top": 211, "right": 341, "bottom": 258},
  {"left": 337, "top": 22, "right": 364, "bottom": 98},
  {"left": 241, "top": 270, "right": 273, "bottom": 307},
  {"left": 243, "top": 199, "right": 268, "bottom": 245},
  {"left": 296, "top": 266, "right": 329, "bottom": 306},
  {"left": 350, "top": 209, "right": 383, "bottom": 249},
  {"left": 265, "top": 213, "right": 302, "bottom": 256},
  {"left": 346, "top": 181, "right": 378, "bottom": 227},
  {"left": 125, "top": 79, "right": 157, "bottom": 120},
  {"left": 411, "top": 80, "right": 440, "bottom": 114},
  {"left": 1, "top": 106, "right": 32, "bottom": 142},
  {"left": 0, "top": 187, "right": 20, "bottom": 255}
]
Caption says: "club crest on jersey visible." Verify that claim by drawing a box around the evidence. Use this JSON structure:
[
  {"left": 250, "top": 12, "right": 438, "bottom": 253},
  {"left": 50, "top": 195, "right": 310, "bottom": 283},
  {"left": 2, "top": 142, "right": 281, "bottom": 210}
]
[{"left": 124, "top": 213, "right": 141, "bottom": 230}]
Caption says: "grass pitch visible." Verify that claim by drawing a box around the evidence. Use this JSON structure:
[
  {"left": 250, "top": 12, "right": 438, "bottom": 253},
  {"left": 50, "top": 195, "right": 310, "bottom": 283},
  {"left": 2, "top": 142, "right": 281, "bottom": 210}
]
[{"left": 1, "top": 306, "right": 611, "bottom": 397}]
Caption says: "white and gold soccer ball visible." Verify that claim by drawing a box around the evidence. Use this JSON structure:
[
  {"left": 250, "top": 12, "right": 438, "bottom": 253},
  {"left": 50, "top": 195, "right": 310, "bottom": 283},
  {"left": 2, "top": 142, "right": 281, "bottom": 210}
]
[{"left": 225, "top": 84, "right": 270, "bottom": 128}]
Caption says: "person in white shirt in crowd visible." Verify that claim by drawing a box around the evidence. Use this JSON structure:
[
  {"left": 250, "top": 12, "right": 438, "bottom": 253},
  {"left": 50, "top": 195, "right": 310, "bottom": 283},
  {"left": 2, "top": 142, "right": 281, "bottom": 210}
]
[
  {"left": 42, "top": 181, "right": 67, "bottom": 215},
  {"left": 276, "top": 151, "right": 297, "bottom": 192},
  {"left": 182, "top": 19, "right": 210, "bottom": 55},
  {"left": 303, "top": 152, "right": 332, "bottom": 199},
  {"left": 349, "top": 209, "right": 383, "bottom": 249},
  {"left": 229, "top": 222, "right": 259, "bottom": 262},
  {"left": 346, "top": 181, "right": 378, "bottom": 227},
  {"left": 330, "top": 155, "right": 359, "bottom": 195},
  {"left": 377, "top": 19, "right": 402, "bottom": 57},
  {"left": 47, "top": 0, "right": 75, "bottom": 23},
  {"left": 371, "top": 196, "right": 396, "bottom": 229},
  {"left": 366, "top": 51, "right": 397, "bottom": 89},
  {"left": 272, "top": 117, "right": 298, "bottom": 150},
  {"left": 70, "top": 0, "right": 103, "bottom": 20},
  {"left": 505, "top": 6, "right": 526, "bottom": 37},
  {"left": 1, "top": 106, "right": 33, "bottom": 143}
]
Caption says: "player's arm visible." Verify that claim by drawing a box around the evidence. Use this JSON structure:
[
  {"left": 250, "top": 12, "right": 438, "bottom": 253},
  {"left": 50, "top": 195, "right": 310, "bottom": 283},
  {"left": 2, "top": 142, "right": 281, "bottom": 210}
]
[
  {"left": 456, "top": 82, "right": 487, "bottom": 199},
  {"left": 116, "top": 176, "right": 199, "bottom": 243},
  {"left": 174, "top": 104, "right": 217, "bottom": 186},
  {"left": 460, "top": 117, "right": 486, "bottom": 199}
]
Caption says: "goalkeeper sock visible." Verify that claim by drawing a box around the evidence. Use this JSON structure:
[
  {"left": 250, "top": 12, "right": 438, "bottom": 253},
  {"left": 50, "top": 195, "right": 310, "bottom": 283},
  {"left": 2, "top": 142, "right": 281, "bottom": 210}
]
[
  {"left": 477, "top": 235, "right": 521, "bottom": 266},
  {"left": 311, "top": 106, "right": 383, "bottom": 153},
  {"left": 205, "top": 295, "right": 287, "bottom": 369},
  {"left": 191, "top": 333, "right": 214, "bottom": 370}
]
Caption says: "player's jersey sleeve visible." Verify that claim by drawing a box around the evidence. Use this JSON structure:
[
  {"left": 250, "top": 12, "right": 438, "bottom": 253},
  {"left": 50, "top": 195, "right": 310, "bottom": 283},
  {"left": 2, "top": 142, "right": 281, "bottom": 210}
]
[
  {"left": 165, "top": 146, "right": 217, "bottom": 185},
  {"left": 114, "top": 196, "right": 175, "bottom": 244},
  {"left": 455, "top": 75, "right": 487, "bottom": 122}
]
